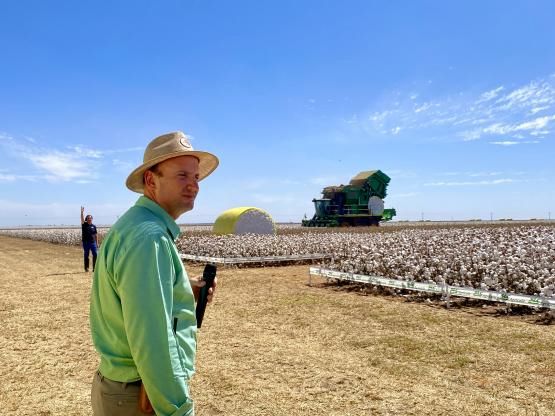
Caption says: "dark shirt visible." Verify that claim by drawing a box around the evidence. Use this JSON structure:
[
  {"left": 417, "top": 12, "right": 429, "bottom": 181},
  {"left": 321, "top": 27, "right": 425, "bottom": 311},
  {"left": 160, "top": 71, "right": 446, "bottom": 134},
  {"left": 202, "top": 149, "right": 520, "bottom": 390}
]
[{"left": 82, "top": 223, "right": 98, "bottom": 243}]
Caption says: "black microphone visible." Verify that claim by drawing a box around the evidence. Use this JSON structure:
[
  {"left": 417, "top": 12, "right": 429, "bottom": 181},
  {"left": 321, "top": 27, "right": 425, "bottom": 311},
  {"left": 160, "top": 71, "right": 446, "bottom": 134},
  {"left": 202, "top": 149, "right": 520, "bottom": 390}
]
[{"left": 195, "top": 263, "right": 217, "bottom": 329}]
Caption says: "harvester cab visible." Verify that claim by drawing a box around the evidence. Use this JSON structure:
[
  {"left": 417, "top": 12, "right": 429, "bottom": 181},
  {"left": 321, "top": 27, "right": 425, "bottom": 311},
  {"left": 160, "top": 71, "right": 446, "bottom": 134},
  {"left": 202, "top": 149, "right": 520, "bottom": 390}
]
[{"left": 302, "top": 170, "right": 396, "bottom": 227}]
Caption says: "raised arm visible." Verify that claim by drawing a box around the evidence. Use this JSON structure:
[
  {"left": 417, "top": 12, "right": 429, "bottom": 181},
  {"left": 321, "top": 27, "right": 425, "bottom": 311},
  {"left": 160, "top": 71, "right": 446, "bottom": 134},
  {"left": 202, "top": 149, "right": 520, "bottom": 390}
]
[{"left": 81, "top": 206, "right": 85, "bottom": 224}]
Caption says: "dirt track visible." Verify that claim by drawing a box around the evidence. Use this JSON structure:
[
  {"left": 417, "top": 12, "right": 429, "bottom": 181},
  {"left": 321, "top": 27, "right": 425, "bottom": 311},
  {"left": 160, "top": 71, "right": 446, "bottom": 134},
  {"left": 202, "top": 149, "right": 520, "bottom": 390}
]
[{"left": 1, "top": 235, "right": 554, "bottom": 415}]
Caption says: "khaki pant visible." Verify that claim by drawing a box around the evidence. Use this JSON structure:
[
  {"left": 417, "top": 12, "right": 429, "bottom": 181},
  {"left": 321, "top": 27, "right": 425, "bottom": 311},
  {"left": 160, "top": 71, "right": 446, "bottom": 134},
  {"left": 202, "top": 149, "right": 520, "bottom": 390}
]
[{"left": 91, "top": 371, "right": 151, "bottom": 416}]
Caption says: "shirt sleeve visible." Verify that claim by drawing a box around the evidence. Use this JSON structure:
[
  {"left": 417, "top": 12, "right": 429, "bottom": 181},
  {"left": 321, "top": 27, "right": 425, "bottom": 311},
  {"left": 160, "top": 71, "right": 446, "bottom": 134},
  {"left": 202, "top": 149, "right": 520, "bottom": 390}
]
[{"left": 115, "top": 232, "right": 193, "bottom": 416}]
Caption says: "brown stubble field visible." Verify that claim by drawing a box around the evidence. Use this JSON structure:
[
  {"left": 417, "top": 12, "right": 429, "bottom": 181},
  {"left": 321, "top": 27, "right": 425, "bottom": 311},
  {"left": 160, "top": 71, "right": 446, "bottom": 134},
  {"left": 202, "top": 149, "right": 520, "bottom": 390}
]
[{"left": 0, "top": 235, "right": 554, "bottom": 416}]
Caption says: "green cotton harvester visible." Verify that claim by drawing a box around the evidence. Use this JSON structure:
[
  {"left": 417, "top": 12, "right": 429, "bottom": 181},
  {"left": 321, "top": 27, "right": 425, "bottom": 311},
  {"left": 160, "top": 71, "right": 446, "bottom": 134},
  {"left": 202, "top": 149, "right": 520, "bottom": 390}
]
[{"left": 302, "top": 170, "right": 396, "bottom": 227}]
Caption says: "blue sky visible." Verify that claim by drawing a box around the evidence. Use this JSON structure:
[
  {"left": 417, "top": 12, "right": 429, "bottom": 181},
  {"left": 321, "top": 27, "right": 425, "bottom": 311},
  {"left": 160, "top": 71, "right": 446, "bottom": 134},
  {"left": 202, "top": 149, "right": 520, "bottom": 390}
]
[{"left": 1, "top": 1, "right": 554, "bottom": 226}]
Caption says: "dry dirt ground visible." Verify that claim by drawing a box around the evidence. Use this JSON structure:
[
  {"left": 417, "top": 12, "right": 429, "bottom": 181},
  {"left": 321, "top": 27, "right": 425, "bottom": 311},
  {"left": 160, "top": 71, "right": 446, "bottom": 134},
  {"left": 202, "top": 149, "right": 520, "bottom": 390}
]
[{"left": 0, "top": 235, "right": 554, "bottom": 416}]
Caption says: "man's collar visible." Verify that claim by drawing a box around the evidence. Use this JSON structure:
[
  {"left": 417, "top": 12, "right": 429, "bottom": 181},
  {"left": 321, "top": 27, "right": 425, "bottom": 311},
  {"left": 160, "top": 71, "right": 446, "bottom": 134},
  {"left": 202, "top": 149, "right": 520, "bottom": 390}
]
[{"left": 135, "top": 196, "right": 181, "bottom": 240}]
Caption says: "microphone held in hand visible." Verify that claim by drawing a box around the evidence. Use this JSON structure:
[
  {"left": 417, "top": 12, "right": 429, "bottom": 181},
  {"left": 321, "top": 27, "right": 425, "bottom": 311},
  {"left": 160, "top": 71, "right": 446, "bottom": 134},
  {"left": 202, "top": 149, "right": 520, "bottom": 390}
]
[{"left": 195, "top": 263, "right": 217, "bottom": 328}]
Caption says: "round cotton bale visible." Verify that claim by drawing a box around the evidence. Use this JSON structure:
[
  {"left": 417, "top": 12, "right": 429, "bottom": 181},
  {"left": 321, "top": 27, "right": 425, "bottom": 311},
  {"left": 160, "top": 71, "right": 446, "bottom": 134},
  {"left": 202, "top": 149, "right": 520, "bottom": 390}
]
[{"left": 213, "top": 207, "right": 276, "bottom": 235}]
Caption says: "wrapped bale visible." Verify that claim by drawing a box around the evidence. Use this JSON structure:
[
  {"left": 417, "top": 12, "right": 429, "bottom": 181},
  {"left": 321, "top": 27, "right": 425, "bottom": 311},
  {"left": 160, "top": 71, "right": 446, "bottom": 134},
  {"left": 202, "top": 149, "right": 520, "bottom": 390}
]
[{"left": 213, "top": 207, "right": 276, "bottom": 235}]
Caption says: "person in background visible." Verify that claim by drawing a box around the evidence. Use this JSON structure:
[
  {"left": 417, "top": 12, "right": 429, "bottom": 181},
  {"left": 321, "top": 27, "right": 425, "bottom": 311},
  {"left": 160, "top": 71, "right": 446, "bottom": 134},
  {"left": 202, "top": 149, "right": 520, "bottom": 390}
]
[
  {"left": 81, "top": 206, "right": 98, "bottom": 272},
  {"left": 90, "top": 131, "right": 219, "bottom": 416}
]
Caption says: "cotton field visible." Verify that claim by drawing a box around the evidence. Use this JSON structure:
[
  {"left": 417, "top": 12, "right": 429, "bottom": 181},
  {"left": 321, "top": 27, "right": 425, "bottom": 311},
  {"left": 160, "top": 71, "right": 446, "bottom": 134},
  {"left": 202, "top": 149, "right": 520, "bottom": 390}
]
[
  {"left": 177, "top": 224, "right": 555, "bottom": 298},
  {"left": 2, "top": 222, "right": 554, "bottom": 298}
]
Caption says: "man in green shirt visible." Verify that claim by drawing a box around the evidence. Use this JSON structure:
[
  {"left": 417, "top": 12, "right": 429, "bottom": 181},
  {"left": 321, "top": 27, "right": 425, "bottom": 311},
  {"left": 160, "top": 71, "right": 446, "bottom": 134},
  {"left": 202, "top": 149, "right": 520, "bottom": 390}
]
[{"left": 90, "top": 131, "right": 219, "bottom": 416}]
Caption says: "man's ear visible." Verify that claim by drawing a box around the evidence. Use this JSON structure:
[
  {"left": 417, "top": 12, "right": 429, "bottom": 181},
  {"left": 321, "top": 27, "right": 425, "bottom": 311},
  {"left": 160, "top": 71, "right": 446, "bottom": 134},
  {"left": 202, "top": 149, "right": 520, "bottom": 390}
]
[{"left": 143, "top": 170, "right": 156, "bottom": 190}]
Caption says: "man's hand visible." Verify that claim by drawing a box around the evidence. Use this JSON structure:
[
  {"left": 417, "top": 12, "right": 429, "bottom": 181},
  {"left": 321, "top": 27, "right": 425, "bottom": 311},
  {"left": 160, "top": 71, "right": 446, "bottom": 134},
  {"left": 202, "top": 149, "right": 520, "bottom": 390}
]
[
  {"left": 81, "top": 206, "right": 85, "bottom": 213},
  {"left": 189, "top": 276, "right": 217, "bottom": 303}
]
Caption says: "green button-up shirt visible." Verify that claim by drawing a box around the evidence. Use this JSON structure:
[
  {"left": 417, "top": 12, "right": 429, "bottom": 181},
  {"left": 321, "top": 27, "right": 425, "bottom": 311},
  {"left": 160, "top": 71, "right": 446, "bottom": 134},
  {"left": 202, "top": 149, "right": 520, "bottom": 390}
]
[{"left": 90, "top": 196, "right": 196, "bottom": 416}]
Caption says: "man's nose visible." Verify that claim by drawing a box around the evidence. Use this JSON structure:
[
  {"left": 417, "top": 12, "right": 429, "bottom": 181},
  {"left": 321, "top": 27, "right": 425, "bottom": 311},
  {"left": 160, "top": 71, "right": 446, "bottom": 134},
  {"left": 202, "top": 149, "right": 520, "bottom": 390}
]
[{"left": 186, "top": 181, "right": 199, "bottom": 192}]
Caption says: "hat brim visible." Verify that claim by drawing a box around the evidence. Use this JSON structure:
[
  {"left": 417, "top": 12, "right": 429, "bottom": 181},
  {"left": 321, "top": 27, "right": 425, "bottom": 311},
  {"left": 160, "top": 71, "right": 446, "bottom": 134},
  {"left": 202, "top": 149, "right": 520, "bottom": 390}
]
[{"left": 126, "top": 150, "right": 219, "bottom": 193}]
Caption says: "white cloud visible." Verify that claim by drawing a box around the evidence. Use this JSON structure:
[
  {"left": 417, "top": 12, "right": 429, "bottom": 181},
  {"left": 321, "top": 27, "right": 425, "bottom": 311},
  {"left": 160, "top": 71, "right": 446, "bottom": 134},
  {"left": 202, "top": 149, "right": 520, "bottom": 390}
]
[
  {"left": 438, "top": 171, "right": 505, "bottom": 178},
  {"left": 489, "top": 141, "right": 519, "bottom": 146},
  {"left": 477, "top": 114, "right": 555, "bottom": 139},
  {"left": 67, "top": 145, "right": 103, "bottom": 158},
  {"left": 414, "top": 102, "right": 433, "bottom": 113},
  {"left": 529, "top": 130, "right": 549, "bottom": 136},
  {"left": 424, "top": 178, "right": 516, "bottom": 186},
  {"left": 369, "top": 110, "right": 392, "bottom": 123},
  {"left": 0, "top": 173, "right": 16, "bottom": 182},
  {"left": 467, "top": 171, "right": 502, "bottom": 177},
  {"left": 495, "top": 81, "right": 555, "bottom": 110},
  {"left": 459, "top": 129, "right": 482, "bottom": 141},
  {"left": 514, "top": 114, "right": 555, "bottom": 131},
  {"left": 490, "top": 140, "right": 539, "bottom": 146},
  {"left": 347, "top": 74, "right": 555, "bottom": 143},
  {"left": 23, "top": 136, "right": 37, "bottom": 144},
  {"left": 0, "top": 133, "right": 142, "bottom": 183},
  {"left": 27, "top": 152, "right": 96, "bottom": 182},
  {"left": 0, "top": 173, "right": 39, "bottom": 182},
  {"left": 483, "top": 123, "right": 512, "bottom": 135},
  {"left": 530, "top": 106, "right": 550, "bottom": 114},
  {"left": 476, "top": 86, "right": 504, "bottom": 103}
]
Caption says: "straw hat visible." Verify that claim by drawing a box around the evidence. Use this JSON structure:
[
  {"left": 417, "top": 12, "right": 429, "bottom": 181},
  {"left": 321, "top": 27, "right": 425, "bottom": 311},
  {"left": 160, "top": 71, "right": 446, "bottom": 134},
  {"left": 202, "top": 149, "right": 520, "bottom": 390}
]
[{"left": 126, "top": 131, "right": 219, "bottom": 193}]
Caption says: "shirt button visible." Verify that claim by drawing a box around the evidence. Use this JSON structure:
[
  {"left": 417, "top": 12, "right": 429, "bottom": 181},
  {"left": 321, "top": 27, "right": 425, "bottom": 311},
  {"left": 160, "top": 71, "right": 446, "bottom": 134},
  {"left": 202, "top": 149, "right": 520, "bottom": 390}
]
[{"left": 118, "top": 400, "right": 123, "bottom": 406}]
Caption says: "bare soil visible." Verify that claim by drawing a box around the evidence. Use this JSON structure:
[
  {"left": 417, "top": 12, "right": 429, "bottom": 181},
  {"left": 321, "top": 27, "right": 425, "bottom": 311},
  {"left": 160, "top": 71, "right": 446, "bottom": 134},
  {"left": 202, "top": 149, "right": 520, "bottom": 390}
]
[{"left": 1, "top": 235, "right": 554, "bottom": 415}]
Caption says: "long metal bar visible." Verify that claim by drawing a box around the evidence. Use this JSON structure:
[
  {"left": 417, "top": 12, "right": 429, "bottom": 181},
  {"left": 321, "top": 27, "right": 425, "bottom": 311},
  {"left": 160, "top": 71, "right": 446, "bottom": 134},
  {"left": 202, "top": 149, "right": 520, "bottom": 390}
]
[
  {"left": 309, "top": 267, "right": 555, "bottom": 310},
  {"left": 181, "top": 253, "right": 330, "bottom": 265}
]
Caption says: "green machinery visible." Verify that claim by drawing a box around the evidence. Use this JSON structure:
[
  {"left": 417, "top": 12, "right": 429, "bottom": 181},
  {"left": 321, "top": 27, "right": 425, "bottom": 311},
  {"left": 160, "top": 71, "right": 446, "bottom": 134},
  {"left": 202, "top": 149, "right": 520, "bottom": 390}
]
[{"left": 302, "top": 170, "right": 396, "bottom": 227}]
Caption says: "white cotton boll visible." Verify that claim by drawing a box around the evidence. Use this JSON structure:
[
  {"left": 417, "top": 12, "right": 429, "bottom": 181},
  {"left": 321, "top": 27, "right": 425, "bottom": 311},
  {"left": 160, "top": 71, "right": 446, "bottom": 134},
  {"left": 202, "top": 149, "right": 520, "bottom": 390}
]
[{"left": 541, "top": 287, "right": 553, "bottom": 297}]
